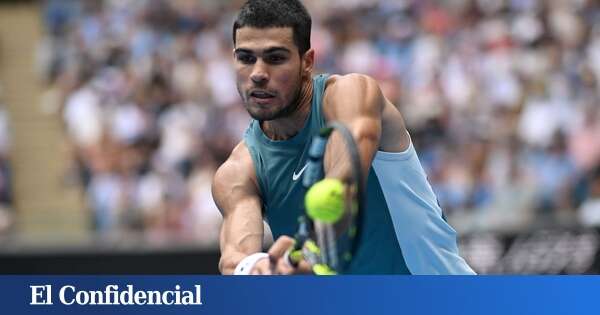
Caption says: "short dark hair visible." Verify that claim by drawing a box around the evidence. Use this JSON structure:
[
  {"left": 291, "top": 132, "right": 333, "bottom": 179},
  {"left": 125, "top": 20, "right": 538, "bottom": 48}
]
[{"left": 233, "top": 0, "right": 312, "bottom": 55}]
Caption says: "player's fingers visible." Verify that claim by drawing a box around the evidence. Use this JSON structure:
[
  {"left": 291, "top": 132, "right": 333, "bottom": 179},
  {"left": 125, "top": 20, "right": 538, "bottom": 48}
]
[
  {"left": 275, "top": 259, "right": 294, "bottom": 275},
  {"left": 250, "top": 257, "right": 272, "bottom": 275},
  {"left": 296, "top": 259, "right": 313, "bottom": 274},
  {"left": 268, "top": 236, "right": 296, "bottom": 261},
  {"left": 275, "top": 257, "right": 295, "bottom": 275}
]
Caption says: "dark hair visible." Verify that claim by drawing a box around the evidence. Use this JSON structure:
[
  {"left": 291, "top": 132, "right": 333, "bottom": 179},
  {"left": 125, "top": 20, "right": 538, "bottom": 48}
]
[{"left": 233, "top": 0, "right": 312, "bottom": 55}]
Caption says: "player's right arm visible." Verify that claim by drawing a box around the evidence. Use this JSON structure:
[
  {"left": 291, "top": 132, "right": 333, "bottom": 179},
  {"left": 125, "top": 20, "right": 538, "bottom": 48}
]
[{"left": 212, "top": 142, "right": 269, "bottom": 275}]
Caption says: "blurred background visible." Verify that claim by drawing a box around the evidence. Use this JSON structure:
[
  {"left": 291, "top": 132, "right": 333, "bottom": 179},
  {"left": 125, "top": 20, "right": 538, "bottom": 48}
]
[{"left": 0, "top": 0, "right": 599, "bottom": 274}]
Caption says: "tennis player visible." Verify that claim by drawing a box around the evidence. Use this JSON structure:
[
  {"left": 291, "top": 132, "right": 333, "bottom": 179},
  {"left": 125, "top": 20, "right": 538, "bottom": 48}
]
[{"left": 212, "top": 0, "right": 475, "bottom": 275}]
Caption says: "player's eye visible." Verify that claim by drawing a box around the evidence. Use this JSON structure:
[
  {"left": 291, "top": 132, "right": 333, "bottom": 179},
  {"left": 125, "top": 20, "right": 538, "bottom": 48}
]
[
  {"left": 265, "top": 54, "right": 287, "bottom": 64},
  {"left": 236, "top": 53, "right": 256, "bottom": 64}
]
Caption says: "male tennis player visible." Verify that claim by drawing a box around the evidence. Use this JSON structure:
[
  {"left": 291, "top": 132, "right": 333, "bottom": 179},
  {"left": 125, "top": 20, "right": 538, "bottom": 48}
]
[{"left": 212, "top": 0, "right": 475, "bottom": 275}]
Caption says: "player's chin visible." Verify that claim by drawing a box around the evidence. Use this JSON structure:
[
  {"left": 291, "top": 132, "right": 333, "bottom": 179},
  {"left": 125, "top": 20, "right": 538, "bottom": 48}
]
[{"left": 246, "top": 104, "right": 282, "bottom": 121}]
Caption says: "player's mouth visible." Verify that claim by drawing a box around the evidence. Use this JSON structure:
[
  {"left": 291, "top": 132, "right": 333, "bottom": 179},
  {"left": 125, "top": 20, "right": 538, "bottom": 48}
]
[{"left": 249, "top": 90, "right": 276, "bottom": 104}]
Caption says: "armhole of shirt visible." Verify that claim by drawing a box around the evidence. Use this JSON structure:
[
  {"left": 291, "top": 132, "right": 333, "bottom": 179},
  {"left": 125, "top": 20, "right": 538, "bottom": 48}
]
[
  {"left": 374, "top": 134, "right": 414, "bottom": 162},
  {"left": 312, "top": 73, "right": 330, "bottom": 129}
]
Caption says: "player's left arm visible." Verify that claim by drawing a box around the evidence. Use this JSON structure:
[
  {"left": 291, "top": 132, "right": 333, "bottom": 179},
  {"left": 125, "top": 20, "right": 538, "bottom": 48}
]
[
  {"left": 322, "top": 74, "right": 476, "bottom": 275},
  {"left": 271, "top": 74, "right": 406, "bottom": 275},
  {"left": 321, "top": 73, "right": 405, "bottom": 182}
]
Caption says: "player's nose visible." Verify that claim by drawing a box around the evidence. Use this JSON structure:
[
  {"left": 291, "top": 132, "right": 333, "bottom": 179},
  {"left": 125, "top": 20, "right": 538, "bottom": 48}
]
[{"left": 250, "top": 60, "right": 269, "bottom": 85}]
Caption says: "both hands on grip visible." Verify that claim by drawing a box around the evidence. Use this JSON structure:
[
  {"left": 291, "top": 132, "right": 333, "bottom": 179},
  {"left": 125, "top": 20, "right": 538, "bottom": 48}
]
[{"left": 248, "top": 178, "right": 347, "bottom": 275}]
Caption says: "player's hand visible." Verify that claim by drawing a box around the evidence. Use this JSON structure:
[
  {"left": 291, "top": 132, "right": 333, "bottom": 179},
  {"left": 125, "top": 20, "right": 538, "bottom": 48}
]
[
  {"left": 268, "top": 236, "right": 312, "bottom": 275},
  {"left": 248, "top": 236, "right": 299, "bottom": 275},
  {"left": 249, "top": 256, "right": 272, "bottom": 275}
]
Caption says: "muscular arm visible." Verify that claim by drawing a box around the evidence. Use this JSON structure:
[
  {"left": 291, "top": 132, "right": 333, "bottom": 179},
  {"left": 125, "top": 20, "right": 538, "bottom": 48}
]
[
  {"left": 322, "top": 73, "right": 409, "bottom": 183},
  {"left": 212, "top": 142, "right": 264, "bottom": 275}
]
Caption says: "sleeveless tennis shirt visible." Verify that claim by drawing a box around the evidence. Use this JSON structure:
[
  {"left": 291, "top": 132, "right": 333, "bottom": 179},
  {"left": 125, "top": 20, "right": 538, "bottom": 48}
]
[{"left": 243, "top": 74, "right": 474, "bottom": 274}]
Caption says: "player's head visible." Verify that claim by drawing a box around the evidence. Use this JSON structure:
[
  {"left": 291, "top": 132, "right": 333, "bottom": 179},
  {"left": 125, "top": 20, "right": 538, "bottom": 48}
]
[{"left": 233, "top": 0, "right": 314, "bottom": 121}]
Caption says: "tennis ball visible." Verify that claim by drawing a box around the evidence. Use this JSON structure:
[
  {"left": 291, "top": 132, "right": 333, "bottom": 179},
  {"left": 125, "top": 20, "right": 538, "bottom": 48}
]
[{"left": 305, "top": 178, "right": 345, "bottom": 224}]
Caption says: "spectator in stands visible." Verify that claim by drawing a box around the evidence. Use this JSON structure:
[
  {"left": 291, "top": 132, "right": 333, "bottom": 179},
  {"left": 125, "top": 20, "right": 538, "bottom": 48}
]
[{"left": 0, "top": 86, "right": 13, "bottom": 233}]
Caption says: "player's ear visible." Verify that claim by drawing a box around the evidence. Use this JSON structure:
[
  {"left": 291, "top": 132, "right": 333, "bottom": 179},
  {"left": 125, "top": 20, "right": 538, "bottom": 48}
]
[{"left": 301, "top": 48, "right": 315, "bottom": 77}]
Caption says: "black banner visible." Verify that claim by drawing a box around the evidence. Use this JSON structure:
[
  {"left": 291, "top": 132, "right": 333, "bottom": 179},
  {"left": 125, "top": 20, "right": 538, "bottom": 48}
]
[{"left": 459, "top": 229, "right": 600, "bottom": 274}]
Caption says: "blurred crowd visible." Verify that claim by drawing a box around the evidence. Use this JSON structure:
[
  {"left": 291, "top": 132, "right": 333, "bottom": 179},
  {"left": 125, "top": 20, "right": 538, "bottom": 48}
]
[
  {"left": 0, "top": 84, "right": 13, "bottom": 234},
  {"left": 38, "top": 0, "right": 600, "bottom": 243}
]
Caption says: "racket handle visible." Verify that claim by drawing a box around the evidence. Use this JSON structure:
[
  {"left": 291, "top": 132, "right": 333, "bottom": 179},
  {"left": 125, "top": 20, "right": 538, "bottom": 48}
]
[
  {"left": 285, "top": 248, "right": 304, "bottom": 267},
  {"left": 284, "top": 239, "right": 322, "bottom": 271}
]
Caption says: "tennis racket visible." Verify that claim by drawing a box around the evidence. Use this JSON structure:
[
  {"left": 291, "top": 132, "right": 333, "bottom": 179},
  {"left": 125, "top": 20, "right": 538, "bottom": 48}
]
[{"left": 288, "top": 121, "right": 365, "bottom": 275}]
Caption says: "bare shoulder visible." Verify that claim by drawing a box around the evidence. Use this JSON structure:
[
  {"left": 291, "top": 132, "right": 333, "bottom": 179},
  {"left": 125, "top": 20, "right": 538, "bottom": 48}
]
[
  {"left": 325, "top": 72, "right": 377, "bottom": 83},
  {"left": 211, "top": 141, "right": 260, "bottom": 214},
  {"left": 324, "top": 73, "right": 381, "bottom": 98},
  {"left": 325, "top": 73, "right": 410, "bottom": 152},
  {"left": 322, "top": 73, "right": 385, "bottom": 120}
]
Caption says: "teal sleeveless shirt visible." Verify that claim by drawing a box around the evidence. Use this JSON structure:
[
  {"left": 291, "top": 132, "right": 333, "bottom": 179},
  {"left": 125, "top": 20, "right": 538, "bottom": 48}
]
[{"left": 243, "top": 74, "right": 475, "bottom": 274}]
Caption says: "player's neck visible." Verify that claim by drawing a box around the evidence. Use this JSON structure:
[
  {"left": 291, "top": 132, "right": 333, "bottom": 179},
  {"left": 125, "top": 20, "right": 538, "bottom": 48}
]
[{"left": 261, "top": 77, "right": 313, "bottom": 141}]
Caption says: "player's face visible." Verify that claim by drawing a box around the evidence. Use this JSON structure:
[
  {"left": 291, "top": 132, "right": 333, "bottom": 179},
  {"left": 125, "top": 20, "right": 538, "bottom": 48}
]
[{"left": 234, "top": 27, "right": 310, "bottom": 121}]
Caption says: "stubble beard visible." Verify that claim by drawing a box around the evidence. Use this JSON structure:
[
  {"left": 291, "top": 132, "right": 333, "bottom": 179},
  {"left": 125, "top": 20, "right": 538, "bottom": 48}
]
[{"left": 239, "top": 68, "right": 304, "bottom": 122}]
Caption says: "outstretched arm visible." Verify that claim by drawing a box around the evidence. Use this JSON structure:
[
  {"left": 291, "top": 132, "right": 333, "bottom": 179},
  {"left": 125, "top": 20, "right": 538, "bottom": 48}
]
[{"left": 212, "top": 142, "right": 266, "bottom": 275}]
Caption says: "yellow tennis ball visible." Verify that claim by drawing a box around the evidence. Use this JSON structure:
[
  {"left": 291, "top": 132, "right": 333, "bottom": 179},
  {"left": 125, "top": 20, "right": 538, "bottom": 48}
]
[{"left": 305, "top": 178, "right": 345, "bottom": 224}]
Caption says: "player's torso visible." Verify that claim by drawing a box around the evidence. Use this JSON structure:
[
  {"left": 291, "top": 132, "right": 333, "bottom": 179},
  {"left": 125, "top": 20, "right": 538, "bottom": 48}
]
[
  {"left": 256, "top": 139, "right": 313, "bottom": 238},
  {"left": 243, "top": 75, "right": 411, "bottom": 274}
]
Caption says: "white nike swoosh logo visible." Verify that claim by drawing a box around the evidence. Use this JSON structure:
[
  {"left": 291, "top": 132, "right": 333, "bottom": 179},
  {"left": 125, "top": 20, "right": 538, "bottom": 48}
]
[{"left": 292, "top": 164, "right": 309, "bottom": 181}]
